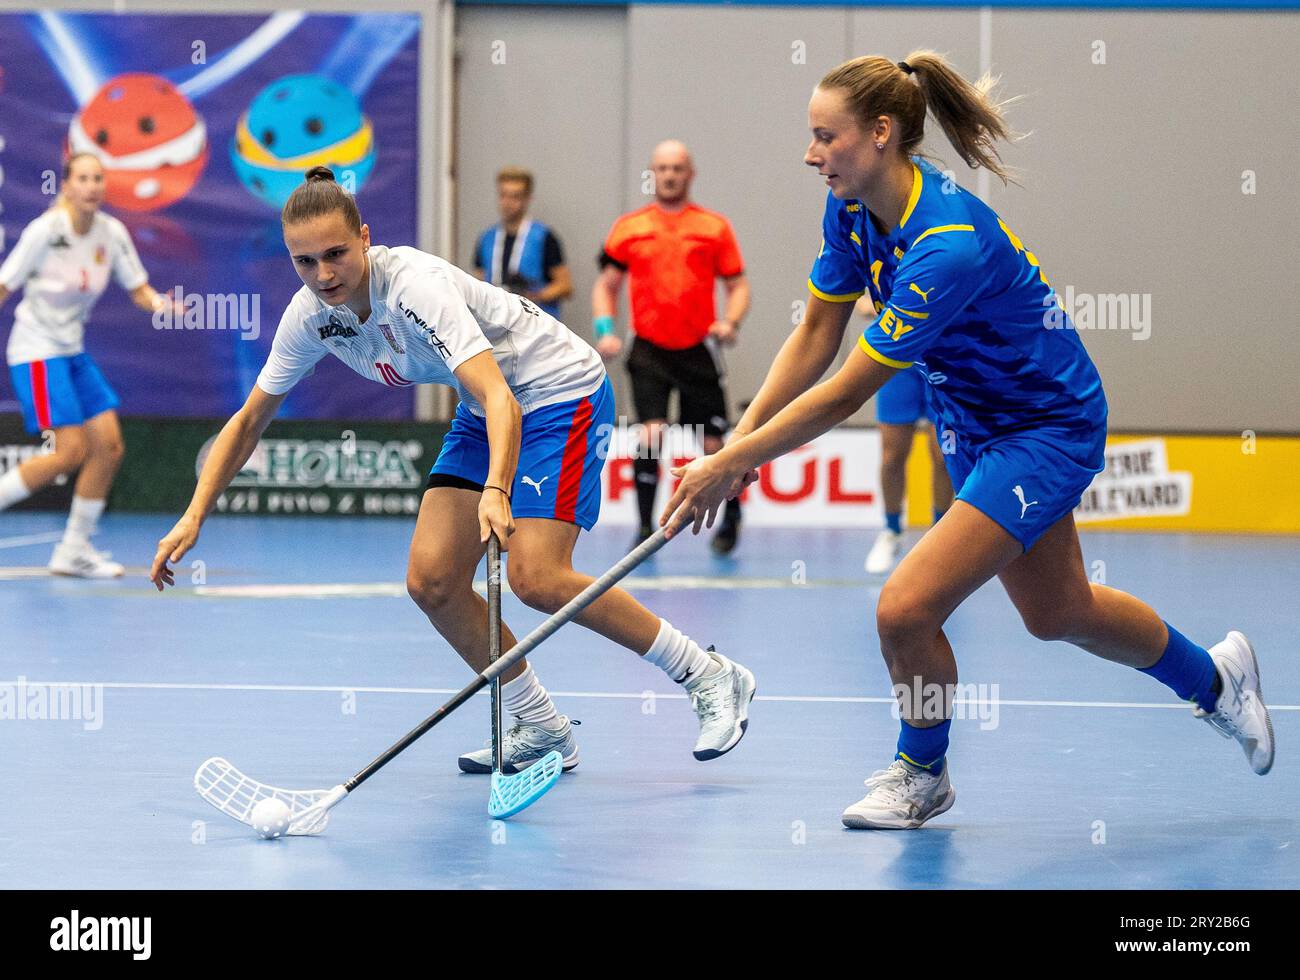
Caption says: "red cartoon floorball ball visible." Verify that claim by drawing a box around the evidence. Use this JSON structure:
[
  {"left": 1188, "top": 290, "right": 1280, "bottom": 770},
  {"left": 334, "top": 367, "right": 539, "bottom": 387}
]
[{"left": 68, "top": 73, "right": 208, "bottom": 212}]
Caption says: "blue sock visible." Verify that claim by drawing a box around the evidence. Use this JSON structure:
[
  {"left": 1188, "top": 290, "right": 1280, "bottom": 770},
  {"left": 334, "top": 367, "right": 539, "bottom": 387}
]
[
  {"left": 896, "top": 718, "right": 951, "bottom": 774},
  {"left": 1138, "top": 622, "right": 1220, "bottom": 712},
  {"left": 933, "top": 507, "right": 946, "bottom": 526},
  {"left": 885, "top": 511, "right": 903, "bottom": 534}
]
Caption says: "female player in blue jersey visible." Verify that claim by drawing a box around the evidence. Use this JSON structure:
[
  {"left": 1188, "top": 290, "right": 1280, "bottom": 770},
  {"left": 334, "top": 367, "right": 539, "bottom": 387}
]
[
  {"left": 151, "top": 167, "right": 755, "bottom": 776},
  {"left": 664, "top": 52, "right": 1273, "bottom": 829}
]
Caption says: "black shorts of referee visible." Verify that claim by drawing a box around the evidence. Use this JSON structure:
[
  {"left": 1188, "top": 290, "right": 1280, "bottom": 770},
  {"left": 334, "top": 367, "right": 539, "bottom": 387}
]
[{"left": 625, "top": 335, "right": 730, "bottom": 439}]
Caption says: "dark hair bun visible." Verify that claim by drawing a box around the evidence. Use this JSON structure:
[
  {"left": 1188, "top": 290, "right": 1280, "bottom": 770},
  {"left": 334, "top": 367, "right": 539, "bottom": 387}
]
[{"left": 304, "top": 166, "right": 337, "bottom": 183}]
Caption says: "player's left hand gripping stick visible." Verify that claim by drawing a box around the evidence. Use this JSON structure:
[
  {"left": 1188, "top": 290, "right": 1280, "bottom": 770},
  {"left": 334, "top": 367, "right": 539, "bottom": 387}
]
[{"left": 194, "top": 528, "right": 673, "bottom": 835}]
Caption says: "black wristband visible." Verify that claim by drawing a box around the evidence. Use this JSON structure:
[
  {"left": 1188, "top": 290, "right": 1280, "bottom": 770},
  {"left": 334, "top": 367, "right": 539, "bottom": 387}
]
[{"left": 483, "top": 484, "right": 511, "bottom": 498}]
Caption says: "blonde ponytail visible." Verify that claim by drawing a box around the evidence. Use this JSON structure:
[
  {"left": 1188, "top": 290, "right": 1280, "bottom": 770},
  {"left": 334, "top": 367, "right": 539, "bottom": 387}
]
[{"left": 820, "top": 51, "right": 1021, "bottom": 185}]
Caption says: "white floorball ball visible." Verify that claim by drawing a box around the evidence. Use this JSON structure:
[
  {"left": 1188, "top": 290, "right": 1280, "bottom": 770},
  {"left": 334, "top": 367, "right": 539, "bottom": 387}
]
[{"left": 251, "top": 797, "right": 292, "bottom": 839}]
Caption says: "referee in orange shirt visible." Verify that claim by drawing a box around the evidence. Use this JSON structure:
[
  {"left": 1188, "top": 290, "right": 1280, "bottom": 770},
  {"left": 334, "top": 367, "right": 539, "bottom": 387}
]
[{"left": 592, "top": 140, "right": 751, "bottom": 553}]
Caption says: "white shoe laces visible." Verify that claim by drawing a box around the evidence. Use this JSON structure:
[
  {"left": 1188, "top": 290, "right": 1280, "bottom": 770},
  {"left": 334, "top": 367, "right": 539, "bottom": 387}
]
[
  {"left": 863, "top": 761, "right": 928, "bottom": 802},
  {"left": 492, "top": 723, "right": 553, "bottom": 759},
  {"left": 1205, "top": 703, "right": 1248, "bottom": 739},
  {"left": 690, "top": 673, "right": 734, "bottom": 724}
]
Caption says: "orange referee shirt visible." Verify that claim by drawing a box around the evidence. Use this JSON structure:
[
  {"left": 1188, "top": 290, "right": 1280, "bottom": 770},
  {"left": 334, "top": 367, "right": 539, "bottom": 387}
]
[{"left": 601, "top": 203, "right": 744, "bottom": 351}]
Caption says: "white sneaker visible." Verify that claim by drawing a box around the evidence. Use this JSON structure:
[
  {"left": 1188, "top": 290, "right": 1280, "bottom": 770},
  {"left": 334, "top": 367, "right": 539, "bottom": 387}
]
[
  {"left": 458, "top": 716, "right": 580, "bottom": 774},
  {"left": 865, "top": 529, "right": 903, "bottom": 574},
  {"left": 1193, "top": 631, "right": 1274, "bottom": 775},
  {"left": 48, "top": 540, "right": 125, "bottom": 578},
  {"left": 687, "top": 649, "right": 756, "bottom": 760},
  {"left": 841, "top": 759, "right": 957, "bottom": 830}
]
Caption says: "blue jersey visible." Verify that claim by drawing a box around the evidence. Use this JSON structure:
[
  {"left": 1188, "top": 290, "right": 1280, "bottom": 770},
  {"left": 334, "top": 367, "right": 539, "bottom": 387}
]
[{"left": 808, "top": 159, "right": 1107, "bottom": 447}]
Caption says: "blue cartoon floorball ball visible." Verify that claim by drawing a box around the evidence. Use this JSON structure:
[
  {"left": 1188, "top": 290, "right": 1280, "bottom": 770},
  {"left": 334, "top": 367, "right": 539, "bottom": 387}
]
[{"left": 231, "top": 73, "right": 376, "bottom": 209}]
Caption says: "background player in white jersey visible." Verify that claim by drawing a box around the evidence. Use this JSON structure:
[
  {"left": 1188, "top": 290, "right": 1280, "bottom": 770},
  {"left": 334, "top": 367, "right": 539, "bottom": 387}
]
[
  {"left": 149, "top": 167, "right": 756, "bottom": 774},
  {"left": 0, "top": 153, "right": 176, "bottom": 577}
]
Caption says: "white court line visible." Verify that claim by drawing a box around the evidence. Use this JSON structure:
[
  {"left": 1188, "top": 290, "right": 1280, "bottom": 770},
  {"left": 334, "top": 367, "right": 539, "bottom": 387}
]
[
  {"left": 0, "top": 565, "right": 151, "bottom": 580},
  {"left": 12, "top": 680, "right": 1300, "bottom": 711},
  {"left": 193, "top": 575, "right": 861, "bottom": 598},
  {"left": 0, "top": 532, "right": 63, "bottom": 550}
]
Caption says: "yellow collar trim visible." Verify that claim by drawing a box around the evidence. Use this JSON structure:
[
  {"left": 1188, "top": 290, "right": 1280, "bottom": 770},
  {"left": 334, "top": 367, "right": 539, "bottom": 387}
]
[{"left": 898, "top": 164, "right": 923, "bottom": 230}]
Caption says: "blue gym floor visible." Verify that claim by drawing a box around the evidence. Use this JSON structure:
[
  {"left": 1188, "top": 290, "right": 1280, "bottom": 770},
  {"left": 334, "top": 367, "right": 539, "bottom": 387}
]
[{"left": 1, "top": 512, "right": 1296, "bottom": 889}]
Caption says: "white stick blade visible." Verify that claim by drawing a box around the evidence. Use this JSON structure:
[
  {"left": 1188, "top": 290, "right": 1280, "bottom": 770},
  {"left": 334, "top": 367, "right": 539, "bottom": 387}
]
[{"left": 194, "top": 757, "right": 335, "bottom": 833}]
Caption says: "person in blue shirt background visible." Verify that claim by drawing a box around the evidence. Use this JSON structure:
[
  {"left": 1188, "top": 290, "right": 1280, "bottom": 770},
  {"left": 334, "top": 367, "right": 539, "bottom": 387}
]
[
  {"left": 665, "top": 50, "right": 1273, "bottom": 830},
  {"left": 474, "top": 166, "right": 572, "bottom": 320}
]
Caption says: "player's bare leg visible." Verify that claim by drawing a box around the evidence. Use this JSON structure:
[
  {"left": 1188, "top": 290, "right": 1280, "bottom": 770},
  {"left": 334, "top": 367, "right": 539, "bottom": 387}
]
[
  {"left": 74, "top": 409, "right": 125, "bottom": 500},
  {"left": 997, "top": 513, "right": 1165, "bottom": 666},
  {"left": 926, "top": 423, "right": 954, "bottom": 513},
  {"left": 508, "top": 516, "right": 756, "bottom": 761},
  {"left": 866, "top": 421, "right": 914, "bottom": 573},
  {"left": 52, "top": 411, "right": 126, "bottom": 574},
  {"left": 406, "top": 486, "right": 524, "bottom": 678},
  {"left": 1000, "top": 512, "right": 1271, "bottom": 772},
  {"left": 11, "top": 424, "right": 85, "bottom": 497},
  {"left": 844, "top": 502, "right": 1020, "bottom": 828},
  {"left": 406, "top": 487, "right": 578, "bottom": 773}
]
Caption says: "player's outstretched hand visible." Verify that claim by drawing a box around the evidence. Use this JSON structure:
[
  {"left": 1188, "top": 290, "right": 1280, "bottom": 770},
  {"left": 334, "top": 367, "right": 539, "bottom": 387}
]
[
  {"left": 479, "top": 491, "right": 516, "bottom": 550},
  {"left": 662, "top": 454, "right": 735, "bottom": 537},
  {"left": 595, "top": 335, "right": 623, "bottom": 361},
  {"left": 151, "top": 514, "right": 201, "bottom": 591}
]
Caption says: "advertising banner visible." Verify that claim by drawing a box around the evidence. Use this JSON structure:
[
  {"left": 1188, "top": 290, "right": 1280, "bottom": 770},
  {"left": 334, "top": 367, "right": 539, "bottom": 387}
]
[{"left": 0, "top": 12, "right": 420, "bottom": 421}]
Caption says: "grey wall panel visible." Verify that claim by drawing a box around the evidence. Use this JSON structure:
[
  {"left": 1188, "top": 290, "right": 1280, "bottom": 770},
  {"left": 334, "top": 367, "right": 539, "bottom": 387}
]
[
  {"left": 452, "top": 5, "right": 1298, "bottom": 432},
  {"left": 454, "top": 5, "right": 627, "bottom": 348},
  {"left": 982, "top": 10, "right": 1300, "bottom": 432},
  {"left": 624, "top": 4, "right": 852, "bottom": 420}
]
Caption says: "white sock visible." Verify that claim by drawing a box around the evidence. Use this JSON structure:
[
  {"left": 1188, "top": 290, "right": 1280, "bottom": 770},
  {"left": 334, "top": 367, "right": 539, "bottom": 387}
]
[
  {"left": 502, "top": 664, "right": 561, "bottom": 729},
  {"left": 0, "top": 468, "right": 33, "bottom": 512},
  {"left": 643, "top": 618, "right": 719, "bottom": 687},
  {"left": 62, "top": 495, "right": 106, "bottom": 547}
]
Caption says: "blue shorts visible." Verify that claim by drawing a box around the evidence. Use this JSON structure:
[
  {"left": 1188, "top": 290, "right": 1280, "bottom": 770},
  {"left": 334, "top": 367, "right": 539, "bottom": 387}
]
[
  {"left": 428, "top": 376, "right": 615, "bottom": 531},
  {"left": 8, "top": 354, "right": 119, "bottom": 435},
  {"left": 876, "top": 367, "right": 933, "bottom": 426},
  {"left": 944, "top": 426, "right": 1107, "bottom": 551}
]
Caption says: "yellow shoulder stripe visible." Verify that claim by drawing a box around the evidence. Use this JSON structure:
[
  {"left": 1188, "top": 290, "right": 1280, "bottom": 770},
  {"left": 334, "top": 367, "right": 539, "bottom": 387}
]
[
  {"left": 857, "top": 335, "right": 912, "bottom": 370},
  {"left": 912, "top": 224, "right": 975, "bottom": 247},
  {"left": 808, "top": 279, "right": 863, "bottom": 303}
]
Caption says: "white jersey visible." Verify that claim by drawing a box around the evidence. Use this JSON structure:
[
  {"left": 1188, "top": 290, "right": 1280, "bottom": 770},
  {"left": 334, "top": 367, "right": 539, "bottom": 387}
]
[
  {"left": 256, "top": 245, "right": 605, "bottom": 415},
  {"left": 1, "top": 208, "right": 148, "bottom": 365}
]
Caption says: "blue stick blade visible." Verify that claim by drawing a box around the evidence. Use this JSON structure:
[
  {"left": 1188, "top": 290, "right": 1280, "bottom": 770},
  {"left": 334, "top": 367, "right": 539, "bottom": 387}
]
[{"left": 488, "top": 750, "right": 564, "bottom": 819}]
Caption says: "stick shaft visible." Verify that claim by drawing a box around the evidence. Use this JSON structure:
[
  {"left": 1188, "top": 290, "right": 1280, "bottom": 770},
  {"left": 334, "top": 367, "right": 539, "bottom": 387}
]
[
  {"left": 487, "top": 534, "right": 503, "bottom": 774},
  {"left": 344, "top": 527, "right": 671, "bottom": 792},
  {"left": 481, "top": 527, "right": 670, "bottom": 682}
]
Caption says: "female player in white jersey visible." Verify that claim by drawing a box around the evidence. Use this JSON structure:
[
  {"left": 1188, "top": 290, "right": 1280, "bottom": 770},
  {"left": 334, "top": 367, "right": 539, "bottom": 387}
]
[
  {"left": 0, "top": 153, "right": 176, "bottom": 577},
  {"left": 150, "top": 167, "right": 756, "bottom": 774},
  {"left": 665, "top": 53, "right": 1272, "bottom": 828}
]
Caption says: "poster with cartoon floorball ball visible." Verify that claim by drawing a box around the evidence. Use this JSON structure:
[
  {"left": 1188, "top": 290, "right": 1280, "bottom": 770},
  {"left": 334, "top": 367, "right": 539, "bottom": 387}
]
[{"left": 0, "top": 12, "right": 419, "bottom": 420}]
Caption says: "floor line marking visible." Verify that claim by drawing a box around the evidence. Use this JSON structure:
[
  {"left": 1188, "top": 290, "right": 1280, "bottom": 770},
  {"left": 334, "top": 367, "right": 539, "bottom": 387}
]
[
  {"left": 7, "top": 680, "right": 1297, "bottom": 711},
  {"left": 189, "top": 576, "right": 863, "bottom": 598},
  {"left": 0, "top": 532, "right": 64, "bottom": 550}
]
